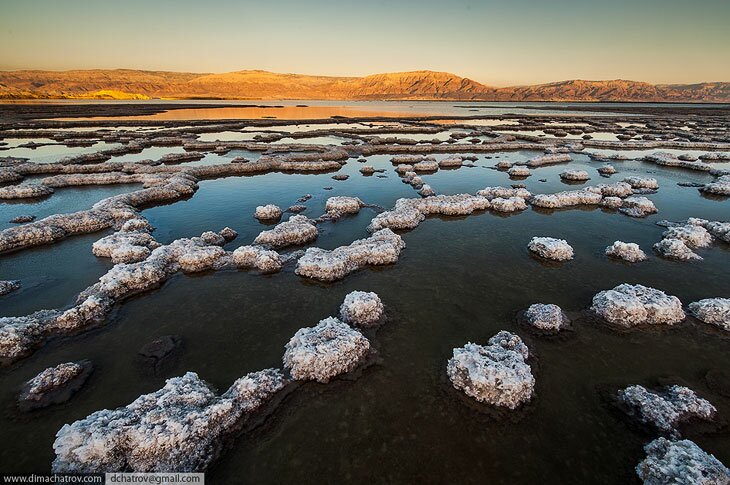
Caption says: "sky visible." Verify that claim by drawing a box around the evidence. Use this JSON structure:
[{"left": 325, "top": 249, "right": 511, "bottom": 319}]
[{"left": 1, "top": 0, "right": 728, "bottom": 86}]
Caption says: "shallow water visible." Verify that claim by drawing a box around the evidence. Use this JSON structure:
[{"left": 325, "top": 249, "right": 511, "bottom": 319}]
[{"left": 0, "top": 115, "right": 729, "bottom": 483}]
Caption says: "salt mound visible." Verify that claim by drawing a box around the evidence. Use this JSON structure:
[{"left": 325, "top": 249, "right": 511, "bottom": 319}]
[
  {"left": 591, "top": 284, "right": 685, "bottom": 327},
  {"left": 0, "top": 280, "right": 21, "bottom": 296},
  {"left": 476, "top": 186, "right": 531, "bottom": 200},
  {"left": 524, "top": 303, "right": 569, "bottom": 333},
  {"left": 618, "top": 385, "right": 716, "bottom": 434},
  {"left": 0, "top": 183, "right": 54, "bottom": 200},
  {"left": 623, "top": 177, "right": 659, "bottom": 190},
  {"left": 491, "top": 197, "right": 527, "bottom": 212},
  {"left": 527, "top": 153, "right": 571, "bottom": 167},
  {"left": 254, "top": 204, "right": 282, "bottom": 221},
  {"left": 620, "top": 196, "right": 658, "bottom": 218},
  {"left": 339, "top": 291, "right": 384, "bottom": 327},
  {"left": 636, "top": 438, "right": 729, "bottom": 484},
  {"left": 598, "top": 165, "right": 616, "bottom": 175},
  {"left": 447, "top": 331, "right": 534, "bottom": 409},
  {"left": 662, "top": 225, "right": 712, "bottom": 248},
  {"left": 438, "top": 156, "right": 463, "bottom": 168},
  {"left": 18, "top": 361, "right": 92, "bottom": 410},
  {"left": 413, "top": 160, "right": 439, "bottom": 172},
  {"left": 560, "top": 170, "right": 590, "bottom": 181},
  {"left": 508, "top": 166, "right": 531, "bottom": 177},
  {"left": 253, "top": 215, "right": 318, "bottom": 249},
  {"left": 325, "top": 196, "right": 364, "bottom": 215},
  {"left": 232, "top": 246, "right": 282, "bottom": 273},
  {"left": 283, "top": 317, "right": 370, "bottom": 382},
  {"left": 605, "top": 241, "right": 647, "bottom": 262},
  {"left": 296, "top": 229, "right": 405, "bottom": 282},
  {"left": 653, "top": 238, "right": 702, "bottom": 261},
  {"left": 688, "top": 298, "right": 730, "bottom": 331},
  {"left": 528, "top": 190, "right": 602, "bottom": 208},
  {"left": 367, "top": 194, "right": 490, "bottom": 232},
  {"left": 528, "top": 237, "right": 574, "bottom": 261},
  {"left": 52, "top": 369, "right": 286, "bottom": 472},
  {"left": 418, "top": 184, "right": 435, "bottom": 197},
  {"left": 92, "top": 232, "right": 160, "bottom": 264}
]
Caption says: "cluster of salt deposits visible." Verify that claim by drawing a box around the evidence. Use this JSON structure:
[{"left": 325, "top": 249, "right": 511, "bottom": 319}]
[
  {"left": 653, "top": 223, "right": 711, "bottom": 261},
  {"left": 619, "top": 196, "right": 658, "bottom": 218},
  {"left": 701, "top": 174, "right": 730, "bottom": 196},
  {"left": 447, "top": 331, "right": 534, "bottom": 409},
  {"left": 52, "top": 369, "right": 287, "bottom": 472},
  {"left": 526, "top": 153, "right": 571, "bottom": 167},
  {"left": 529, "top": 189, "right": 602, "bottom": 209},
  {"left": 232, "top": 246, "right": 282, "bottom": 273},
  {"left": 339, "top": 291, "right": 384, "bottom": 327},
  {"left": 528, "top": 237, "right": 574, "bottom": 261},
  {"left": 591, "top": 284, "right": 685, "bottom": 327},
  {"left": 618, "top": 385, "right": 716, "bottom": 435},
  {"left": 92, "top": 220, "right": 160, "bottom": 264},
  {"left": 688, "top": 298, "right": 730, "bottom": 331},
  {"left": 325, "top": 196, "right": 364, "bottom": 216},
  {"left": 605, "top": 241, "right": 647, "bottom": 262},
  {"left": 283, "top": 317, "right": 370, "bottom": 382},
  {"left": 523, "top": 304, "right": 569, "bottom": 333},
  {"left": 252, "top": 215, "right": 318, "bottom": 249},
  {"left": 295, "top": 229, "right": 405, "bottom": 282},
  {"left": 636, "top": 438, "right": 729, "bottom": 484},
  {"left": 560, "top": 170, "right": 590, "bottom": 181},
  {"left": 477, "top": 186, "right": 531, "bottom": 200},
  {"left": 685, "top": 218, "right": 730, "bottom": 243},
  {"left": 254, "top": 204, "right": 283, "bottom": 221},
  {"left": 0, "top": 280, "right": 21, "bottom": 296},
  {"left": 623, "top": 176, "right": 659, "bottom": 191}
]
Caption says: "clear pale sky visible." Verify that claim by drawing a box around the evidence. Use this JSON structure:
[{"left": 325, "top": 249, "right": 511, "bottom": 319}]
[{"left": 1, "top": 0, "right": 728, "bottom": 86}]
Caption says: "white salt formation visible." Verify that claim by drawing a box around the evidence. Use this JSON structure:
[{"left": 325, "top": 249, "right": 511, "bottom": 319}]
[
  {"left": 447, "top": 331, "right": 534, "bottom": 409},
  {"left": 591, "top": 284, "right": 685, "bottom": 327},
  {"left": 600, "top": 197, "right": 624, "bottom": 209},
  {"left": 688, "top": 298, "right": 730, "bottom": 331},
  {"left": 618, "top": 385, "right": 716, "bottom": 435},
  {"left": 438, "top": 156, "right": 463, "bottom": 168},
  {"left": 523, "top": 303, "right": 569, "bottom": 333},
  {"left": 662, "top": 225, "right": 712, "bottom": 249},
  {"left": 0, "top": 183, "right": 54, "bottom": 200},
  {"left": 367, "top": 194, "right": 492, "bottom": 233},
  {"left": 619, "top": 196, "right": 658, "bottom": 218},
  {"left": 254, "top": 204, "right": 283, "bottom": 221},
  {"left": 653, "top": 238, "right": 702, "bottom": 261},
  {"left": 232, "top": 246, "right": 283, "bottom": 273},
  {"left": 605, "top": 241, "right": 647, "bottom": 262},
  {"left": 0, "top": 280, "right": 21, "bottom": 296},
  {"left": 476, "top": 186, "right": 531, "bottom": 200},
  {"left": 339, "top": 291, "right": 384, "bottom": 327},
  {"left": 598, "top": 164, "right": 616, "bottom": 175},
  {"left": 528, "top": 237, "right": 574, "bottom": 261},
  {"left": 418, "top": 184, "right": 435, "bottom": 197},
  {"left": 623, "top": 176, "right": 659, "bottom": 190},
  {"left": 701, "top": 174, "right": 730, "bottom": 196},
  {"left": 412, "top": 160, "right": 439, "bottom": 172},
  {"left": 508, "top": 166, "right": 531, "bottom": 177},
  {"left": 636, "top": 438, "right": 729, "bottom": 484},
  {"left": 325, "top": 196, "right": 364, "bottom": 216},
  {"left": 560, "top": 170, "right": 590, "bottom": 181},
  {"left": 52, "top": 369, "right": 287, "bottom": 472},
  {"left": 18, "top": 361, "right": 92, "bottom": 410},
  {"left": 92, "top": 229, "right": 160, "bottom": 264},
  {"left": 529, "top": 189, "right": 602, "bottom": 209},
  {"left": 526, "top": 153, "right": 571, "bottom": 167},
  {"left": 283, "top": 317, "right": 370, "bottom": 383},
  {"left": 253, "top": 215, "right": 318, "bottom": 248},
  {"left": 295, "top": 229, "right": 405, "bottom": 282},
  {"left": 359, "top": 165, "right": 375, "bottom": 174},
  {"left": 491, "top": 196, "right": 528, "bottom": 212}
]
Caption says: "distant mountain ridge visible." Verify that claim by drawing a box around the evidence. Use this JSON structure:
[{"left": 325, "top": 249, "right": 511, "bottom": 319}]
[{"left": 1, "top": 69, "right": 728, "bottom": 102}]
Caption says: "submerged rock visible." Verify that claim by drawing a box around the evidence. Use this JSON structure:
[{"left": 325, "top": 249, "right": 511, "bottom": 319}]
[
  {"left": 591, "top": 284, "right": 685, "bottom": 327},
  {"left": 688, "top": 298, "right": 730, "bottom": 331},
  {"left": 523, "top": 303, "right": 569, "bottom": 333},
  {"left": 618, "top": 385, "right": 716, "bottom": 435},
  {"left": 19, "top": 360, "right": 93, "bottom": 411},
  {"left": 137, "top": 335, "right": 183, "bottom": 374},
  {"left": 605, "top": 241, "right": 647, "bottom": 262},
  {"left": 0, "top": 280, "right": 21, "bottom": 296},
  {"left": 528, "top": 237, "right": 574, "bottom": 261},
  {"left": 254, "top": 204, "right": 282, "bottom": 221},
  {"left": 339, "top": 291, "right": 384, "bottom": 327},
  {"left": 253, "top": 215, "right": 318, "bottom": 249},
  {"left": 52, "top": 369, "right": 287, "bottom": 472},
  {"left": 295, "top": 229, "right": 405, "bottom": 282},
  {"left": 447, "top": 331, "right": 534, "bottom": 409},
  {"left": 636, "top": 438, "right": 729, "bottom": 484},
  {"left": 283, "top": 317, "right": 370, "bottom": 383},
  {"left": 653, "top": 238, "right": 702, "bottom": 261}
]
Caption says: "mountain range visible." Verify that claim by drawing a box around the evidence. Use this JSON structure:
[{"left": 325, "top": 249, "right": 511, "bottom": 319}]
[{"left": 1, "top": 69, "right": 728, "bottom": 102}]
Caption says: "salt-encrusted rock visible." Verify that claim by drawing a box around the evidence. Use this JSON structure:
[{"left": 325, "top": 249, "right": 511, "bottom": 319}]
[
  {"left": 491, "top": 196, "right": 528, "bottom": 212},
  {"left": 325, "top": 196, "right": 364, "bottom": 215},
  {"left": 232, "top": 245, "right": 282, "bottom": 273},
  {"left": 495, "top": 160, "right": 513, "bottom": 169},
  {"left": 523, "top": 304, "right": 569, "bottom": 333},
  {"left": 413, "top": 160, "right": 439, "bottom": 172},
  {"left": 654, "top": 239, "right": 702, "bottom": 261},
  {"left": 701, "top": 175, "right": 730, "bottom": 196},
  {"left": 52, "top": 369, "right": 287, "bottom": 472},
  {"left": 359, "top": 165, "right": 376, "bottom": 174},
  {"left": 0, "top": 183, "right": 54, "bottom": 200},
  {"left": 620, "top": 196, "right": 658, "bottom": 218},
  {"left": 339, "top": 291, "right": 384, "bottom": 327},
  {"left": 618, "top": 385, "right": 716, "bottom": 435},
  {"left": 606, "top": 241, "right": 647, "bottom": 262},
  {"left": 636, "top": 438, "right": 729, "bottom": 484},
  {"left": 201, "top": 231, "right": 226, "bottom": 246},
  {"left": 0, "top": 280, "right": 21, "bottom": 296},
  {"left": 120, "top": 218, "right": 153, "bottom": 233},
  {"left": 92, "top": 232, "right": 161, "bottom": 263},
  {"left": 10, "top": 215, "right": 36, "bottom": 223},
  {"left": 560, "top": 170, "right": 590, "bottom": 181},
  {"left": 598, "top": 164, "right": 616, "bottom": 175},
  {"left": 287, "top": 205, "right": 307, "bottom": 213},
  {"left": 593, "top": 182, "right": 634, "bottom": 197},
  {"left": 508, "top": 166, "right": 531, "bottom": 177},
  {"left": 18, "top": 360, "right": 93, "bottom": 411},
  {"left": 591, "top": 284, "right": 685, "bottom": 327},
  {"left": 529, "top": 189, "right": 602, "bottom": 208},
  {"left": 390, "top": 154, "right": 425, "bottom": 164},
  {"left": 477, "top": 186, "right": 531, "bottom": 200},
  {"left": 296, "top": 229, "right": 405, "bottom": 282},
  {"left": 254, "top": 204, "right": 282, "bottom": 221},
  {"left": 331, "top": 174, "right": 349, "bottom": 181},
  {"left": 0, "top": 168, "right": 23, "bottom": 184},
  {"left": 688, "top": 298, "right": 730, "bottom": 331},
  {"left": 526, "top": 153, "right": 571, "bottom": 167},
  {"left": 438, "top": 156, "right": 463, "bottom": 168},
  {"left": 177, "top": 245, "right": 227, "bottom": 273},
  {"left": 528, "top": 237, "right": 574, "bottom": 261},
  {"left": 663, "top": 225, "right": 712, "bottom": 249},
  {"left": 395, "top": 164, "right": 414, "bottom": 174},
  {"left": 253, "top": 215, "right": 318, "bottom": 249},
  {"left": 600, "top": 196, "right": 624, "bottom": 209},
  {"left": 418, "top": 184, "right": 435, "bottom": 197},
  {"left": 624, "top": 177, "right": 659, "bottom": 190},
  {"left": 218, "top": 227, "right": 238, "bottom": 241},
  {"left": 367, "top": 194, "right": 490, "bottom": 233},
  {"left": 691, "top": 219, "right": 730, "bottom": 243},
  {"left": 447, "top": 331, "right": 534, "bottom": 409},
  {"left": 283, "top": 317, "right": 370, "bottom": 383}
]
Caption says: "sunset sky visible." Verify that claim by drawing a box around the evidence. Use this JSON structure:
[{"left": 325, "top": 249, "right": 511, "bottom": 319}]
[{"left": 1, "top": 0, "right": 728, "bottom": 86}]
